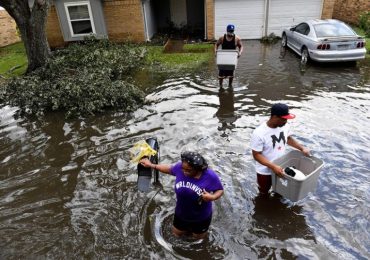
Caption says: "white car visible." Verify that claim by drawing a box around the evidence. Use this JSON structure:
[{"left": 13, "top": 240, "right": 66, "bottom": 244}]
[{"left": 282, "top": 19, "right": 366, "bottom": 63}]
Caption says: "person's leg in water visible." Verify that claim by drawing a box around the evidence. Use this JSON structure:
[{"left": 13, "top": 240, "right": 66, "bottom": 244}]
[
  {"left": 172, "top": 225, "right": 187, "bottom": 237},
  {"left": 173, "top": 214, "right": 211, "bottom": 239},
  {"left": 228, "top": 76, "right": 234, "bottom": 87},
  {"left": 219, "top": 77, "right": 224, "bottom": 87},
  {"left": 227, "top": 70, "right": 235, "bottom": 87},
  {"left": 257, "top": 173, "right": 272, "bottom": 197}
]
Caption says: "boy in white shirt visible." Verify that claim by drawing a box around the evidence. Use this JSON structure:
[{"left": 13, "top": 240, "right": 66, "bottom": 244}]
[{"left": 250, "top": 103, "right": 310, "bottom": 195}]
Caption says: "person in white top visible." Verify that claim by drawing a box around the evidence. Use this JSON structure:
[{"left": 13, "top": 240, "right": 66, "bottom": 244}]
[{"left": 250, "top": 103, "right": 310, "bottom": 195}]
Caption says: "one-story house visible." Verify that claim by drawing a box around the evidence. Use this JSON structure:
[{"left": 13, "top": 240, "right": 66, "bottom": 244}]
[{"left": 46, "top": 0, "right": 336, "bottom": 48}]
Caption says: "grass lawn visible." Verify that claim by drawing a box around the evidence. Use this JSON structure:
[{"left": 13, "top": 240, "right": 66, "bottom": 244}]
[
  {"left": 0, "top": 42, "right": 214, "bottom": 77},
  {"left": 0, "top": 42, "right": 27, "bottom": 77},
  {"left": 145, "top": 43, "right": 213, "bottom": 70},
  {"left": 354, "top": 27, "right": 370, "bottom": 58}
]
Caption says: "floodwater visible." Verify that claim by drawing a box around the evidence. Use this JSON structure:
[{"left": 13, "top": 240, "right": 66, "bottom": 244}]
[{"left": 0, "top": 41, "right": 369, "bottom": 259}]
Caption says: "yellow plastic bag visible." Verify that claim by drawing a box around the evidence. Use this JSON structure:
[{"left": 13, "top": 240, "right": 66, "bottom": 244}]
[{"left": 129, "top": 140, "right": 157, "bottom": 163}]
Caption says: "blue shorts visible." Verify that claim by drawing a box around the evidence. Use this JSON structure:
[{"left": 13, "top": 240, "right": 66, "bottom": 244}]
[{"left": 173, "top": 214, "right": 212, "bottom": 234}]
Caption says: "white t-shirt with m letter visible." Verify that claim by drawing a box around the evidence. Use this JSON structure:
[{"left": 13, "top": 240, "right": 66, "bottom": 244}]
[{"left": 250, "top": 122, "right": 291, "bottom": 175}]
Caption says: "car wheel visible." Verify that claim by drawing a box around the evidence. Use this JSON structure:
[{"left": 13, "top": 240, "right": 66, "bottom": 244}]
[
  {"left": 301, "top": 47, "right": 309, "bottom": 64},
  {"left": 281, "top": 34, "right": 287, "bottom": 47}
]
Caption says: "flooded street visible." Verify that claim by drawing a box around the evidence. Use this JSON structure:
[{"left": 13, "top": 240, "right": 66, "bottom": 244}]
[{"left": 0, "top": 41, "right": 369, "bottom": 259}]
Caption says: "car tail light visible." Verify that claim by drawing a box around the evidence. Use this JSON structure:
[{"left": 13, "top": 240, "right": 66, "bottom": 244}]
[
  {"left": 317, "top": 44, "right": 330, "bottom": 50},
  {"left": 357, "top": 42, "right": 365, "bottom": 48}
]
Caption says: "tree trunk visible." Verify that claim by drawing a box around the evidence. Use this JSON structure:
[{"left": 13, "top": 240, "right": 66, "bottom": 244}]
[{"left": 0, "top": 0, "right": 51, "bottom": 73}]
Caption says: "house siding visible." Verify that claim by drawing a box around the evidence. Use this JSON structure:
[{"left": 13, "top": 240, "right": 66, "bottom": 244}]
[
  {"left": 0, "top": 10, "right": 21, "bottom": 47},
  {"left": 333, "top": 0, "right": 370, "bottom": 25},
  {"left": 46, "top": 0, "right": 336, "bottom": 46},
  {"left": 55, "top": 0, "right": 107, "bottom": 41},
  {"left": 103, "top": 0, "right": 145, "bottom": 42}
]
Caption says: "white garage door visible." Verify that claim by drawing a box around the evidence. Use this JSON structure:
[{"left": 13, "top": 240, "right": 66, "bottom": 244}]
[
  {"left": 215, "top": 0, "right": 265, "bottom": 39},
  {"left": 268, "top": 0, "right": 323, "bottom": 36},
  {"left": 214, "top": 0, "right": 323, "bottom": 40}
]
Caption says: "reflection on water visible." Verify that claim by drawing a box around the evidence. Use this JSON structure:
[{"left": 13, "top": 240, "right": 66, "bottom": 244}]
[
  {"left": 0, "top": 41, "right": 369, "bottom": 259},
  {"left": 216, "top": 87, "right": 238, "bottom": 134}
]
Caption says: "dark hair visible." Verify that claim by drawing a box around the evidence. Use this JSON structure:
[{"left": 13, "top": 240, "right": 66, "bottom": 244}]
[{"left": 180, "top": 151, "right": 208, "bottom": 171}]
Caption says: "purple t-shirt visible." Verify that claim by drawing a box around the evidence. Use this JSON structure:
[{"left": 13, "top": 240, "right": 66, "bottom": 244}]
[{"left": 170, "top": 162, "right": 224, "bottom": 222}]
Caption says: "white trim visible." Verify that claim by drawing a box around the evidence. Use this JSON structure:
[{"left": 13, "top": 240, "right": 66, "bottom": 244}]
[
  {"left": 319, "top": 0, "right": 324, "bottom": 18},
  {"left": 263, "top": 0, "right": 269, "bottom": 37},
  {"left": 142, "top": 1, "right": 149, "bottom": 41},
  {"left": 64, "top": 1, "right": 96, "bottom": 38}
]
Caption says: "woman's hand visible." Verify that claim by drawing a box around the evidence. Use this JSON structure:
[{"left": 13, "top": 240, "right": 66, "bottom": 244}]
[
  {"left": 139, "top": 158, "right": 153, "bottom": 168},
  {"left": 200, "top": 189, "right": 224, "bottom": 202},
  {"left": 201, "top": 190, "right": 214, "bottom": 202}
]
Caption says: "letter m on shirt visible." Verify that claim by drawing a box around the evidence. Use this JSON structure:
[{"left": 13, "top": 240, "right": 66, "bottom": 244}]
[{"left": 271, "top": 132, "right": 286, "bottom": 149}]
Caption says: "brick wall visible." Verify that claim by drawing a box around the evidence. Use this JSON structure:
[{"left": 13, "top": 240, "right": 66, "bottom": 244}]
[
  {"left": 321, "top": 0, "right": 336, "bottom": 19},
  {"left": 0, "top": 10, "right": 21, "bottom": 47},
  {"left": 46, "top": 6, "right": 65, "bottom": 48},
  {"left": 103, "top": 0, "right": 145, "bottom": 42},
  {"left": 333, "top": 0, "right": 370, "bottom": 25},
  {"left": 205, "top": 0, "right": 215, "bottom": 40}
]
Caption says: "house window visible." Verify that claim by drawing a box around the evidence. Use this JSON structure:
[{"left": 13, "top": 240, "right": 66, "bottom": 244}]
[{"left": 65, "top": 1, "right": 96, "bottom": 37}]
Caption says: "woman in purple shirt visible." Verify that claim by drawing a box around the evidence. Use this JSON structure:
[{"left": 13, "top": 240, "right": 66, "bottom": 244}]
[{"left": 140, "top": 151, "right": 224, "bottom": 239}]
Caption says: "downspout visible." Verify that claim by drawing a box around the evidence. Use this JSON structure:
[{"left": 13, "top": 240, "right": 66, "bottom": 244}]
[
  {"left": 204, "top": 0, "right": 207, "bottom": 40},
  {"left": 263, "top": 0, "right": 270, "bottom": 37},
  {"left": 141, "top": 0, "right": 150, "bottom": 41}
]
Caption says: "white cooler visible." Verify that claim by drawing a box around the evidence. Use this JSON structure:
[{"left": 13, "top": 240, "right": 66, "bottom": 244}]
[{"left": 216, "top": 50, "right": 238, "bottom": 70}]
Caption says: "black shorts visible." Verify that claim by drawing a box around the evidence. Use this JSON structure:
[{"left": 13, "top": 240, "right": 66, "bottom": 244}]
[
  {"left": 219, "top": 70, "right": 234, "bottom": 78},
  {"left": 173, "top": 214, "right": 212, "bottom": 234}
]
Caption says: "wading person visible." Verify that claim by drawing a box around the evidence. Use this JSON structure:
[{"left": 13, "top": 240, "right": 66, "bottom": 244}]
[
  {"left": 214, "top": 24, "right": 243, "bottom": 87},
  {"left": 250, "top": 103, "right": 310, "bottom": 195},
  {"left": 139, "top": 151, "right": 224, "bottom": 239}
]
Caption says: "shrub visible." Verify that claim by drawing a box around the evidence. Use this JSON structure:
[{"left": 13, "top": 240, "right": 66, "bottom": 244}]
[
  {"left": 260, "top": 33, "right": 279, "bottom": 44},
  {"left": 1, "top": 38, "right": 146, "bottom": 117},
  {"left": 359, "top": 11, "right": 370, "bottom": 37}
]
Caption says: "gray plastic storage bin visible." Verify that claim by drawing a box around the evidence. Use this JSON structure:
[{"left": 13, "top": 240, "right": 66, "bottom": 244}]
[
  {"left": 216, "top": 50, "right": 238, "bottom": 70},
  {"left": 271, "top": 150, "right": 324, "bottom": 202}
]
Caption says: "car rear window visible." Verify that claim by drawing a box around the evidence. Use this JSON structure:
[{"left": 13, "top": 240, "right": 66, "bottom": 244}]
[{"left": 314, "top": 23, "right": 355, "bottom": 37}]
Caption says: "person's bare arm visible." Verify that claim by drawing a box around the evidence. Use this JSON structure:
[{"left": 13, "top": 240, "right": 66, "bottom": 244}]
[
  {"left": 236, "top": 36, "right": 243, "bottom": 57},
  {"left": 139, "top": 158, "right": 172, "bottom": 174},
  {"left": 252, "top": 150, "right": 284, "bottom": 177},
  {"left": 214, "top": 36, "right": 223, "bottom": 53},
  {"left": 287, "top": 136, "right": 310, "bottom": 156}
]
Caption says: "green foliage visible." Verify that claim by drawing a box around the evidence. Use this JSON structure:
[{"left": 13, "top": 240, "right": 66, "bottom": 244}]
[
  {"left": 0, "top": 42, "right": 27, "bottom": 77},
  {"left": 359, "top": 11, "right": 370, "bottom": 37},
  {"left": 260, "top": 33, "right": 279, "bottom": 44},
  {"left": 1, "top": 38, "right": 145, "bottom": 117},
  {"left": 0, "top": 39, "right": 215, "bottom": 117}
]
